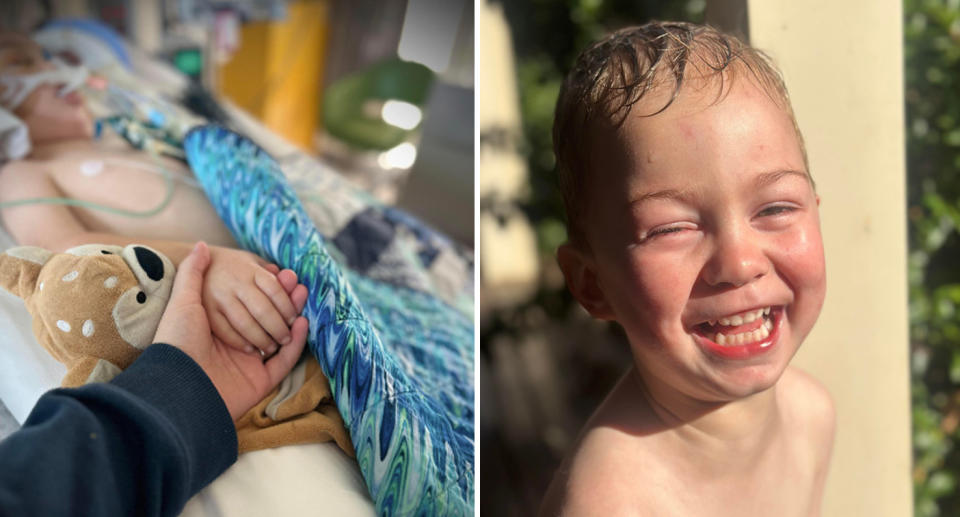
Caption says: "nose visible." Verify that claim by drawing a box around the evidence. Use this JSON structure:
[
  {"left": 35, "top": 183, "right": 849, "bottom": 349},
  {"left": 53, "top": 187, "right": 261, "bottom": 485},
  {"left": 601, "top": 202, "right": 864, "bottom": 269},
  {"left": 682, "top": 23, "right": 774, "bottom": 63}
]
[
  {"left": 134, "top": 246, "right": 164, "bottom": 281},
  {"left": 701, "top": 226, "right": 769, "bottom": 288}
]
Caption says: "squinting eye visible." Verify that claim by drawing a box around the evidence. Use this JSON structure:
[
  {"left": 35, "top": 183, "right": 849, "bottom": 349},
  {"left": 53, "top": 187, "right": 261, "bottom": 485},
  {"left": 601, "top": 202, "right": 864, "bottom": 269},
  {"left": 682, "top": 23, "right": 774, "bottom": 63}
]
[
  {"left": 641, "top": 224, "right": 695, "bottom": 243},
  {"left": 758, "top": 205, "right": 796, "bottom": 217},
  {"left": 649, "top": 226, "right": 684, "bottom": 237}
]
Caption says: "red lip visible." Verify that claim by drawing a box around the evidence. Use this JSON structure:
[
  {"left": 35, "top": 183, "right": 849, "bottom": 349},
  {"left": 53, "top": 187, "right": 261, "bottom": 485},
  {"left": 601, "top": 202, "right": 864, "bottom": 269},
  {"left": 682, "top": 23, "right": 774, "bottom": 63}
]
[{"left": 692, "top": 308, "right": 783, "bottom": 360}]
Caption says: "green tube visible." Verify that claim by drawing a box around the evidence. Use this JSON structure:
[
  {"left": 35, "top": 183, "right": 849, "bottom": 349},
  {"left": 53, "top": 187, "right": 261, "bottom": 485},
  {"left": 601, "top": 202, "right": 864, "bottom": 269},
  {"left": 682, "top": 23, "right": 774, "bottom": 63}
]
[{"left": 0, "top": 157, "right": 176, "bottom": 219}]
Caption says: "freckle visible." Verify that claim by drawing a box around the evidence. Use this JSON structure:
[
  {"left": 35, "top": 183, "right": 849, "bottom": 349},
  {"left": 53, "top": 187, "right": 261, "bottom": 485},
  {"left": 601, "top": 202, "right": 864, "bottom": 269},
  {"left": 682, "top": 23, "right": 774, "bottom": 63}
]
[{"left": 646, "top": 152, "right": 654, "bottom": 164}]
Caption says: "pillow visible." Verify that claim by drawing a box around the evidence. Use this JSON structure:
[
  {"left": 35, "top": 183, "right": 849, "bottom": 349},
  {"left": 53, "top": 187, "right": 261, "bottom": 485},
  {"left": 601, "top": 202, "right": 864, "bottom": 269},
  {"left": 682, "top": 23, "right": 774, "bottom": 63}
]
[{"left": 183, "top": 126, "right": 474, "bottom": 516}]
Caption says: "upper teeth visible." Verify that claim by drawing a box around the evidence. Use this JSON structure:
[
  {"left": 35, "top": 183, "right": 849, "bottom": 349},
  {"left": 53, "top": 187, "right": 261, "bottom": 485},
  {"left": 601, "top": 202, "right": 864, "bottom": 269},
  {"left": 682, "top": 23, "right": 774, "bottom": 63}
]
[
  {"left": 715, "top": 307, "right": 770, "bottom": 326},
  {"left": 715, "top": 319, "right": 773, "bottom": 346}
]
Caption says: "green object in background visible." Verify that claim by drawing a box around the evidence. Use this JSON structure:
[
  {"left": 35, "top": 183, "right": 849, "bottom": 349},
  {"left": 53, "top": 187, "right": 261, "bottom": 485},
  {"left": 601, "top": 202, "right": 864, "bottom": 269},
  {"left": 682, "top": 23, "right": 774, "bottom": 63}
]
[
  {"left": 901, "top": 0, "right": 960, "bottom": 515},
  {"left": 323, "top": 58, "right": 434, "bottom": 151},
  {"left": 173, "top": 48, "right": 203, "bottom": 78}
]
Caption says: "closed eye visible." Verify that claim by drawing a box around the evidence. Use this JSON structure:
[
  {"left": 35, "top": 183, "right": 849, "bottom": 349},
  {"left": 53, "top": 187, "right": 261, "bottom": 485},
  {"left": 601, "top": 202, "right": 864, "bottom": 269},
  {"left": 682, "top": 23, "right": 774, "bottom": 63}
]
[
  {"left": 648, "top": 226, "right": 684, "bottom": 237},
  {"left": 757, "top": 205, "right": 797, "bottom": 217},
  {"left": 641, "top": 223, "right": 697, "bottom": 242}
]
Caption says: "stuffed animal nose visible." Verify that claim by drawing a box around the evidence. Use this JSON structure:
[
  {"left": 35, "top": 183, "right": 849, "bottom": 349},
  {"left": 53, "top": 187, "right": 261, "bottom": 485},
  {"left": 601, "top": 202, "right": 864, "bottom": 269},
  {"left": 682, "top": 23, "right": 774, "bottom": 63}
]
[{"left": 133, "top": 246, "right": 164, "bottom": 281}]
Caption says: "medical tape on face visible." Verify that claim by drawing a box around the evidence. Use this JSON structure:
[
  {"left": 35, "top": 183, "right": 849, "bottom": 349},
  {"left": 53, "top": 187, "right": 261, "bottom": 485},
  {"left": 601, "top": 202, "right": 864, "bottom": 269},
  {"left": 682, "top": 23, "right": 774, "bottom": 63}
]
[{"left": 0, "top": 58, "right": 88, "bottom": 110}]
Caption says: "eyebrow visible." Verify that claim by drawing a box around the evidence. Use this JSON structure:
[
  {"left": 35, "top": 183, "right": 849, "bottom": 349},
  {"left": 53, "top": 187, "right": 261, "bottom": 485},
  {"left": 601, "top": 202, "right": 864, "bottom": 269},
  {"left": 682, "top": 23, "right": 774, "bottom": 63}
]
[
  {"left": 628, "top": 188, "right": 693, "bottom": 208},
  {"left": 628, "top": 168, "right": 809, "bottom": 208},
  {"left": 753, "top": 169, "right": 809, "bottom": 189}
]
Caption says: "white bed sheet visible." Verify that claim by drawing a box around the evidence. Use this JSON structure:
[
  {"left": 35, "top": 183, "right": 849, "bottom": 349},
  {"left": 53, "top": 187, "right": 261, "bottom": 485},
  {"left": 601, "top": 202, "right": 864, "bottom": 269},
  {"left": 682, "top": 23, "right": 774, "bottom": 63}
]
[
  {"left": 0, "top": 223, "right": 375, "bottom": 516},
  {"left": 0, "top": 226, "right": 66, "bottom": 423}
]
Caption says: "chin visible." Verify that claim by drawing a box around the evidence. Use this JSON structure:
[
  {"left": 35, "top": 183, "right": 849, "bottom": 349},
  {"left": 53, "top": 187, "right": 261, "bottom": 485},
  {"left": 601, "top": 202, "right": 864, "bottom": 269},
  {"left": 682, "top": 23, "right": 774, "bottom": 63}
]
[
  {"left": 33, "top": 118, "right": 93, "bottom": 143},
  {"left": 709, "top": 337, "right": 801, "bottom": 402},
  {"left": 67, "top": 108, "right": 94, "bottom": 138},
  {"left": 23, "top": 97, "right": 94, "bottom": 143},
  {"left": 713, "top": 362, "right": 788, "bottom": 399}
]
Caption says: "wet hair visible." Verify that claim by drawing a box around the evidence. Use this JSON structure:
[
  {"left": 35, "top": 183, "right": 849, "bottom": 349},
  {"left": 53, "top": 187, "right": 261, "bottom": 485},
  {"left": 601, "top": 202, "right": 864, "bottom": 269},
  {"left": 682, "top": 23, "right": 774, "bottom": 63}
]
[{"left": 553, "top": 21, "right": 808, "bottom": 247}]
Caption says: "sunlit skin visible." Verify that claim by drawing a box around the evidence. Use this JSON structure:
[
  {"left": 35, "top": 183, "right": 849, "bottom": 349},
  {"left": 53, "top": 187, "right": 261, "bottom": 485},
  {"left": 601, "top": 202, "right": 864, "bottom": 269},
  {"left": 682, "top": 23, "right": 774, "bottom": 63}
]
[{"left": 543, "top": 77, "right": 834, "bottom": 516}]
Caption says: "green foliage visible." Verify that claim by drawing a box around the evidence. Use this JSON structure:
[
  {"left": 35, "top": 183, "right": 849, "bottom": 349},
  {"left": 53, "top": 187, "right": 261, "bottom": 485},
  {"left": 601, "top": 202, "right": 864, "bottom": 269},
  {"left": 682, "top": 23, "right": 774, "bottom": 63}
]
[{"left": 906, "top": 1, "right": 960, "bottom": 514}]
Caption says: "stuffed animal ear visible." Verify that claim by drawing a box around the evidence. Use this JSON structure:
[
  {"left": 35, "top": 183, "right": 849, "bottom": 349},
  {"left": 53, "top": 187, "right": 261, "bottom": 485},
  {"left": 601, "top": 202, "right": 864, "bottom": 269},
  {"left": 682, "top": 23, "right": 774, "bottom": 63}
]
[
  {"left": 64, "top": 244, "right": 125, "bottom": 257},
  {"left": 0, "top": 246, "right": 53, "bottom": 299}
]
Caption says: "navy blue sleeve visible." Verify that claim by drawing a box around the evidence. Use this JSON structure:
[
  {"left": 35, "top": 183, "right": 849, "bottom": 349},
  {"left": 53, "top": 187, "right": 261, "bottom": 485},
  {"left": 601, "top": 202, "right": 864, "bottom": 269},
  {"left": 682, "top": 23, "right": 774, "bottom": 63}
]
[{"left": 0, "top": 343, "right": 238, "bottom": 517}]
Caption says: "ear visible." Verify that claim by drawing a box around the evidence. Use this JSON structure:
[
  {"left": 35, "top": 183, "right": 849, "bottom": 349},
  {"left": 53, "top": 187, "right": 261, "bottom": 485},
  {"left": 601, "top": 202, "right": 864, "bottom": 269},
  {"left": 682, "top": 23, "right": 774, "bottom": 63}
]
[
  {"left": 556, "top": 243, "right": 615, "bottom": 320},
  {"left": 0, "top": 246, "right": 53, "bottom": 299}
]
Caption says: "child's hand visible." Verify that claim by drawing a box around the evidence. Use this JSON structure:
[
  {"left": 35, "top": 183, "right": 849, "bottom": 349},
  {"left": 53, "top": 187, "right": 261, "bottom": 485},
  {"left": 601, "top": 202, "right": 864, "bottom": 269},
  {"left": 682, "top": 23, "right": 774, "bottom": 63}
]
[
  {"left": 155, "top": 242, "right": 309, "bottom": 421},
  {"left": 202, "top": 246, "right": 306, "bottom": 356}
]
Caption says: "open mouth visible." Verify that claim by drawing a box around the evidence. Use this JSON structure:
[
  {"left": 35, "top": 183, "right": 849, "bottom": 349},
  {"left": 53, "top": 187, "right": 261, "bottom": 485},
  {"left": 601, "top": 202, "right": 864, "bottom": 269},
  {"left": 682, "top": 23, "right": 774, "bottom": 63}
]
[{"left": 691, "top": 306, "right": 783, "bottom": 359}]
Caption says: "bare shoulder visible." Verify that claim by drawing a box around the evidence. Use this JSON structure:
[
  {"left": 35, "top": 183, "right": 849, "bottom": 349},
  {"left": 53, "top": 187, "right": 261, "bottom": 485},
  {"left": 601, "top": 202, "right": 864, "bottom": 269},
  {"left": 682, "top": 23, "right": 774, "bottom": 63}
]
[
  {"left": 778, "top": 365, "right": 836, "bottom": 502},
  {"left": 0, "top": 159, "right": 62, "bottom": 210},
  {"left": 0, "top": 159, "right": 47, "bottom": 199},
  {"left": 0, "top": 158, "right": 85, "bottom": 248},
  {"left": 541, "top": 373, "right": 663, "bottom": 517},
  {"left": 779, "top": 366, "right": 836, "bottom": 442}
]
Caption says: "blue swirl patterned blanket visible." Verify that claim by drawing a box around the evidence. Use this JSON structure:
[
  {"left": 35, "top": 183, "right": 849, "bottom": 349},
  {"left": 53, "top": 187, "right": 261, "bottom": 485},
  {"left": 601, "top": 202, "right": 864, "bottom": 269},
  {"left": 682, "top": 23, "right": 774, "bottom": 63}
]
[{"left": 183, "top": 126, "right": 474, "bottom": 516}]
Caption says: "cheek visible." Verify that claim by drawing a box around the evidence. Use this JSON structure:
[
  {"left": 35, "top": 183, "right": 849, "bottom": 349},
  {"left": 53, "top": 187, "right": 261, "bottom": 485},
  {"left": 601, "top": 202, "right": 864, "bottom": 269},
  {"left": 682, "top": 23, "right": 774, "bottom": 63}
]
[
  {"left": 771, "top": 221, "right": 827, "bottom": 322},
  {"left": 605, "top": 250, "right": 700, "bottom": 332},
  {"left": 776, "top": 221, "right": 824, "bottom": 282},
  {"left": 18, "top": 87, "right": 91, "bottom": 141}
]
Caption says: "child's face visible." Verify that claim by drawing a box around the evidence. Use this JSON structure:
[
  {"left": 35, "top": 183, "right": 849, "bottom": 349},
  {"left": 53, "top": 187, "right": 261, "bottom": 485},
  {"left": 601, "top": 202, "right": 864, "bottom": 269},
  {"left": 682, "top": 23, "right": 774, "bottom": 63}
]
[
  {"left": 0, "top": 37, "right": 93, "bottom": 144},
  {"left": 579, "top": 78, "right": 825, "bottom": 401}
]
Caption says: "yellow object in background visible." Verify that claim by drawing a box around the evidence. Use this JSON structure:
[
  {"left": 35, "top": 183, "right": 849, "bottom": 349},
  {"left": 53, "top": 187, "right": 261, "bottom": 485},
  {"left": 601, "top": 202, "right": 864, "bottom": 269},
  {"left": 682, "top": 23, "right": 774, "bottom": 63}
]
[{"left": 216, "top": 0, "right": 329, "bottom": 151}]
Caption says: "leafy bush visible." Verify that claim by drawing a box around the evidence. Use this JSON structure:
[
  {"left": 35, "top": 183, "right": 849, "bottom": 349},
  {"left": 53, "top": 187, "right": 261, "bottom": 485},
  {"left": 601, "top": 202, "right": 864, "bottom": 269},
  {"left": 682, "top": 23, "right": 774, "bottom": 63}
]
[{"left": 906, "top": 1, "right": 960, "bottom": 515}]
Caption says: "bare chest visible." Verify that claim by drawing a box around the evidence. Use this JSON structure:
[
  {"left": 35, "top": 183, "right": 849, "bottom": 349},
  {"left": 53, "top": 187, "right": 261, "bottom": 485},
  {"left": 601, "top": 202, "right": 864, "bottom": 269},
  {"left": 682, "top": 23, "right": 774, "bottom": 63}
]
[
  {"left": 628, "top": 448, "right": 817, "bottom": 516},
  {"left": 41, "top": 143, "right": 236, "bottom": 246}
]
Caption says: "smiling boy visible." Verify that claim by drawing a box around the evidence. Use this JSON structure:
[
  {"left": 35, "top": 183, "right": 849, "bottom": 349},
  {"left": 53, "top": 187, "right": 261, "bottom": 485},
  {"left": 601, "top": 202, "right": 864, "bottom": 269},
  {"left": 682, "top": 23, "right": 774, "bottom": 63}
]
[{"left": 541, "top": 22, "right": 835, "bottom": 516}]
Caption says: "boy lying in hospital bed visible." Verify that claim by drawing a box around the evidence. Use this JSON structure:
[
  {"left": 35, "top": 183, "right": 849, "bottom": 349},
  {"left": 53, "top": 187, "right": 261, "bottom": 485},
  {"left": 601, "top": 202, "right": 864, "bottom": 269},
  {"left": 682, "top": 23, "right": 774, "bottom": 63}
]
[
  {"left": 0, "top": 30, "right": 474, "bottom": 515},
  {"left": 0, "top": 30, "right": 389, "bottom": 516},
  {"left": 0, "top": 32, "right": 298, "bottom": 361},
  {"left": 0, "top": 31, "right": 359, "bottom": 456}
]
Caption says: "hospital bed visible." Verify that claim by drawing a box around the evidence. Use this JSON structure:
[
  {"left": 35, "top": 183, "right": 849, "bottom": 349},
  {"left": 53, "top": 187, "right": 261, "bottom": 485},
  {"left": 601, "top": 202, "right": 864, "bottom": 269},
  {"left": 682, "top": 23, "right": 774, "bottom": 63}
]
[{"left": 0, "top": 20, "right": 474, "bottom": 516}]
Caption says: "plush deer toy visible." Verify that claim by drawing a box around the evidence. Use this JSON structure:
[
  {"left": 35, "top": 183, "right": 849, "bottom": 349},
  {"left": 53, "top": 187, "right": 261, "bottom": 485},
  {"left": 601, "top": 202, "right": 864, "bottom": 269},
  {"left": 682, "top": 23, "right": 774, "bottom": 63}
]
[
  {"left": 0, "top": 243, "right": 353, "bottom": 454},
  {"left": 0, "top": 243, "right": 174, "bottom": 386}
]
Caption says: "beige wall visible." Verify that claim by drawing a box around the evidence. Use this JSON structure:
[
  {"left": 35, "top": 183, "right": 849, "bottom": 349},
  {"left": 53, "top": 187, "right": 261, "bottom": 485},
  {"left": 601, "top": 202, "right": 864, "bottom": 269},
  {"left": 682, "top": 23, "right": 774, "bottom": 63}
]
[
  {"left": 739, "top": 1, "right": 912, "bottom": 515},
  {"left": 478, "top": 1, "right": 540, "bottom": 308}
]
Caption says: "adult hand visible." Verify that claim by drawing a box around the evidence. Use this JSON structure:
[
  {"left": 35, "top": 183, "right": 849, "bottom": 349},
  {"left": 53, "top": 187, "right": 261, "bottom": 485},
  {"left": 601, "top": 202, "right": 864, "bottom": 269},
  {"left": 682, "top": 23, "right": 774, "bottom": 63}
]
[{"left": 154, "top": 242, "right": 310, "bottom": 421}]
